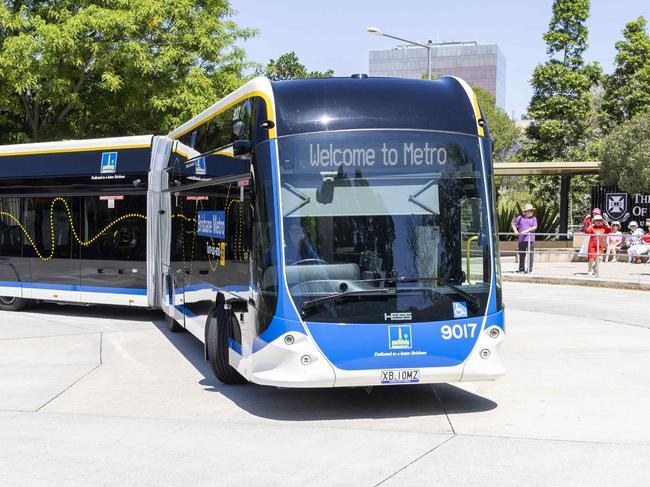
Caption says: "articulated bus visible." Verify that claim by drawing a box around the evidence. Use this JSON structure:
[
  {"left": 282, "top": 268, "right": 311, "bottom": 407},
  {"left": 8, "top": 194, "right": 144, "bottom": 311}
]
[{"left": 0, "top": 76, "right": 505, "bottom": 387}]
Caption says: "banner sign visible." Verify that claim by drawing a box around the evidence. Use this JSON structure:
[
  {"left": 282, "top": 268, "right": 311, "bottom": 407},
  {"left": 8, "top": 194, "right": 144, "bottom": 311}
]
[
  {"left": 197, "top": 211, "right": 225, "bottom": 239},
  {"left": 591, "top": 186, "right": 650, "bottom": 230}
]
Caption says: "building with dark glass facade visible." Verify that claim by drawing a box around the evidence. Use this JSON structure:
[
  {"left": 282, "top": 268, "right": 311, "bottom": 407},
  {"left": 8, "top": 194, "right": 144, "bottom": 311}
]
[{"left": 368, "top": 41, "right": 506, "bottom": 109}]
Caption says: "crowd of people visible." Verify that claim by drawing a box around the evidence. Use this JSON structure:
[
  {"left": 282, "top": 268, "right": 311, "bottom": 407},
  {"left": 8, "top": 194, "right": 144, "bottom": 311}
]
[
  {"left": 581, "top": 208, "right": 650, "bottom": 272},
  {"left": 510, "top": 204, "right": 650, "bottom": 277}
]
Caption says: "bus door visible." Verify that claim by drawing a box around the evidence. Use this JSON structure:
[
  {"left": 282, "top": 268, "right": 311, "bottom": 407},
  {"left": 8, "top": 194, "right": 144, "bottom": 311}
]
[
  {"left": 79, "top": 194, "right": 148, "bottom": 305},
  {"left": 180, "top": 181, "right": 253, "bottom": 340},
  {"left": 167, "top": 189, "right": 197, "bottom": 328},
  {"left": 22, "top": 196, "right": 81, "bottom": 302}
]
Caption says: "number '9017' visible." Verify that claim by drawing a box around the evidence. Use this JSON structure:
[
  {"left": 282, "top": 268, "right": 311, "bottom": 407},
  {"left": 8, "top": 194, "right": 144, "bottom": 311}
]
[{"left": 441, "top": 323, "right": 477, "bottom": 340}]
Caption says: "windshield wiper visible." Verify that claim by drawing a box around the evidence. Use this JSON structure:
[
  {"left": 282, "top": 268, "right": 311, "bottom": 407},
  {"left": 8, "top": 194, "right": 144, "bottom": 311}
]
[
  {"left": 300, "top": 288, "right": 396, "bottom": 315},
  {"left": 437, "top": 277, "right": 481, "bottom": 311},
  {"left": 359, "top": 276, "right": 481, "bottom": 311}
]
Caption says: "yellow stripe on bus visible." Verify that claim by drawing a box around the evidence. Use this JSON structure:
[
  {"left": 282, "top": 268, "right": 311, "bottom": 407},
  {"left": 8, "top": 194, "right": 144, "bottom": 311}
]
[
  {"left": 0, "top": 144, "right": 151, "bottom": 157},
  {"left": 173, "top": 90, "right": 276, "bottom": 140},
  {"left": 469, "top": 90, "right": 485, "bottom": 137}
]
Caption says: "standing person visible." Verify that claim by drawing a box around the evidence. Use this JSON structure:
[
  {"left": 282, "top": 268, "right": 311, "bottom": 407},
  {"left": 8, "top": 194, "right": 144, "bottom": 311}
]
[
  {"left": 625, "top": 221, "right": 644, "bottom": 263},
  {"left": 511, "top": 203, "right": 538, "bottom": 273},
  {"left": 584, "top": 214, "right": 611, "bottom": 276},
  {"left": 604, "top": 221, "right": 623, "bottom": 263},
  {"left": 582, "top": 207, "right": 601, "bottom": 232},
  {"left": 628, "top": 218, "right": 650, "bottom": 264}
]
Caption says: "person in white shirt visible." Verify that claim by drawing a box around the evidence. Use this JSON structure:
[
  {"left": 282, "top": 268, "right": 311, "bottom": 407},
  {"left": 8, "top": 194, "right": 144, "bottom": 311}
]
[{"left": 625, "top": 221, "right": 645, "bottom": 263}]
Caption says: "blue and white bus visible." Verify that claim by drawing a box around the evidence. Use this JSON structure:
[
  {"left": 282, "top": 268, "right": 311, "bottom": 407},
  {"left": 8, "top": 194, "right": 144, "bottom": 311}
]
[
  {"left": 162, "top": 75, "right": 505, "bottom": 386},
  {"left": 0, "top": 75, "right": 505, "bottom": 387}
]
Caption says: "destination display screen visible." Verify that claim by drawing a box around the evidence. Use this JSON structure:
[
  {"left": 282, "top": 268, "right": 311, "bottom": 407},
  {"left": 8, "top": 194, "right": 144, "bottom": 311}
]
[{"left": 278, "top": 130, "right": 479, "bottom": 175}]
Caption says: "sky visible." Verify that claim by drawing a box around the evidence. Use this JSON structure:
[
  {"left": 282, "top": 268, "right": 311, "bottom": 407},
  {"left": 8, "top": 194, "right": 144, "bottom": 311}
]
[{"left": 229, "top": 0, "right": 650, "bottom": 120}]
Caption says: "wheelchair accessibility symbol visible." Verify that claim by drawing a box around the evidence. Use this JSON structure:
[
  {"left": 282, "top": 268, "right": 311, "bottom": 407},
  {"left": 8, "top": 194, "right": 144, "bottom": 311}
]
[{"left": 453, "top": 302, "right": 468, "bottom": 318}]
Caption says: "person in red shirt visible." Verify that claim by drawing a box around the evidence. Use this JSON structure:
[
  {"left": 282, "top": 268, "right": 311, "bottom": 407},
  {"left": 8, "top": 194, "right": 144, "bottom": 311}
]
[
  {"left": 581, "top": 207, "right": 601, "bottom": 232},
  {"left": 583, "top": 214, "right": 611, "bottom": 276}
]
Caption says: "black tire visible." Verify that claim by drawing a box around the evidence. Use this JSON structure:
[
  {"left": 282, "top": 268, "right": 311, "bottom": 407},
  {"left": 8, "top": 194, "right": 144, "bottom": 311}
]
[
  {"left": 0, "top": 296, "right": 27, "bottom": 311},
  {"left": 167, "top": 313, "right": 185, "bottom": 332},
  {"left": 206, "top": 305, "right": 247, "bottom": 384}
]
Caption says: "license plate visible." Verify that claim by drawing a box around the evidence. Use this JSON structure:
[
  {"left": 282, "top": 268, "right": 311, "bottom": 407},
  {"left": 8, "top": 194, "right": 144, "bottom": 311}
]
[{"left": 381, "top": 369, "right": 420, "bottom": 384}]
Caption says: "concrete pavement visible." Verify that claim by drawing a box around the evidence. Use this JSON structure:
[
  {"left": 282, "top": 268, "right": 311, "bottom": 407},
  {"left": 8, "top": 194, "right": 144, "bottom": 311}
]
[
  {"left": 1, "top": 283, "right": 649, "bottom": 486},
  {"left": 502, "top": 257, "right": 650, "bottom": 290}
]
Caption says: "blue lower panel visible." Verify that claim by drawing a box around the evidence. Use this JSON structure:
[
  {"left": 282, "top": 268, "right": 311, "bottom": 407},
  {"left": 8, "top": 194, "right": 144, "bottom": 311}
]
[
  {"left": 306, "top": 311, "right": 504, "bottom": 371},
  {"left": 228, "top": 338, "right": 242, "bottom": 355},
  {"left": 0, "top": 281, "right": 146, "bottom": 295}
]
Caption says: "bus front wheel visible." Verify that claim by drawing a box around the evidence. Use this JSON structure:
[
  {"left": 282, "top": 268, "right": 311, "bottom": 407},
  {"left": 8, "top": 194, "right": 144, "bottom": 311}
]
[
  {"left": 206, "top": 305, "right": 247, "bottom": 385},
  {"left": 0, "top": 296, "right": 27, "bottom": 312}
]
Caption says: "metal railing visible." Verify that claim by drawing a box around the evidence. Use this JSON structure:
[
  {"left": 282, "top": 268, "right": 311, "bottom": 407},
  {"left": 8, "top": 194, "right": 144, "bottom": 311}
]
[{"left": 497, "top": 230, "right": 650, "bottom": 279}]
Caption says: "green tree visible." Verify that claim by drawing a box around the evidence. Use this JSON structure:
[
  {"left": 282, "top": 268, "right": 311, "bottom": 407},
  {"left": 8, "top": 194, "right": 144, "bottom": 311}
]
[
  {"left": 601, "top": 16, "right": 650, "bottom": 131},
  {"left": 525, "top": 0, "right": 602, "bottom": 161},
  {"left": 472, "top": 84, "right": 521, "bottom": 160},
  {"left": 0, "top": 1, "right": 256, "bottom": 143},
  {"left": 263, "top": 51, "right": 333, "bottom": 81},
  {"left": 600, "top": 109, "right": 650, "bottom": 193}
]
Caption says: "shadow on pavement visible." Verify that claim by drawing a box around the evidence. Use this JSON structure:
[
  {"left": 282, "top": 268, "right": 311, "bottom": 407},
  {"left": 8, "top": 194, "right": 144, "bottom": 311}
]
[
  {"left": 19, "top": 301, "right": 163, "bottom": 322},
  {"left": 154, "top": 320, "right": 498, "bottom": 421}
]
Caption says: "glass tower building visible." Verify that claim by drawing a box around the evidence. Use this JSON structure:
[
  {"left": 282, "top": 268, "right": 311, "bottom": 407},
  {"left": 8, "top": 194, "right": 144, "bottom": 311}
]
[{"left": 368, "top": 41, "right": 506, "bottom": 109}]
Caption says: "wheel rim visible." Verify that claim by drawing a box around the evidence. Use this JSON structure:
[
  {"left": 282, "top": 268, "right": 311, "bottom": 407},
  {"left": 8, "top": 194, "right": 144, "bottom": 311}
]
[{"left": 0, "top": 296, "right": 16, "bottom": 305}]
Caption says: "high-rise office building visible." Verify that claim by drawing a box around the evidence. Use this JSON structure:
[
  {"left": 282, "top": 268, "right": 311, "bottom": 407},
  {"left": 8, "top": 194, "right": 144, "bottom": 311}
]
[{"left": 369, "top": 41, "right": 506, "bottom": 109}]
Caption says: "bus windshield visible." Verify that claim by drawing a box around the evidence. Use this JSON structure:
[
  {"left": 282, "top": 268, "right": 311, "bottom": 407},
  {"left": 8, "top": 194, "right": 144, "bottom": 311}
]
[{"left": 276, "top": 129, "right": 492, "bottom": 323}]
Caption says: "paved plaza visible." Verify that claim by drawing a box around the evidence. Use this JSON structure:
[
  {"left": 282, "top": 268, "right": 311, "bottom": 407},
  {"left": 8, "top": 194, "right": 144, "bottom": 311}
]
[
  {"left": 0, "top": 282, "right": 649, "bottom": 486},
  {"left": 502, "top": 257, "right": 650, "bottom": 290}
]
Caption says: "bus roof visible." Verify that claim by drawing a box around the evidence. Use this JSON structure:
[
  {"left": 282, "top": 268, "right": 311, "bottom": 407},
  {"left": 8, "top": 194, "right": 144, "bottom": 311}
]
[
  {"left": 0, "top": 135, "right": 154, "bottom": 182},
  {"left": 271, "top": 76, "right": 485, "bottom": 138},
  {"left": 167, "top": 75, "right": 486, "bottom": 142},
  {"left": 0, "top": 135, "right": 153, "bottom": 157}
]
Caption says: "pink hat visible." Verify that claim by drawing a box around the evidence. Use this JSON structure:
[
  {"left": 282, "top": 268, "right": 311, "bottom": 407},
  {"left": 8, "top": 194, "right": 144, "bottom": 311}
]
[{"left": 592, "top": 208, "right": 601, "bottom": 215}]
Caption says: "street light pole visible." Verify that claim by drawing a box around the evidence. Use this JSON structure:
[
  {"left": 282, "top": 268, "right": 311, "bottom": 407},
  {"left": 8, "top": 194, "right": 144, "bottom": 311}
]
[{"left": 366, "top": 27, "right": 432, "bottom": 80}]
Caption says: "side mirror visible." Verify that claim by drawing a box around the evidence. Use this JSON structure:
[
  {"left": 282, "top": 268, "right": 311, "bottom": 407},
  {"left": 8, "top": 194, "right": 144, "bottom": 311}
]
[{"left": 233, "top": 140, "right": 252, "bottom": 159}]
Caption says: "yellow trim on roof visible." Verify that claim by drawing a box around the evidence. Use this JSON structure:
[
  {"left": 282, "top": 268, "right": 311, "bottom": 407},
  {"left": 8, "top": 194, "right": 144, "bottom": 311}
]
[
  {"left": 0, "top": 144, "right": 151, "bottom": 157},
  {"left": 469, "top": 90, "right": 485, "bottom": 137},
  {"left": 173, "top": 90, "right": 276, "bottom": 140}
]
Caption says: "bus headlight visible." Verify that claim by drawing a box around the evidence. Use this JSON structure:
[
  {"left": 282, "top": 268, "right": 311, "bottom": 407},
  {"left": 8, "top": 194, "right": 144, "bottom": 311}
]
[
  {"left": 301, "top": 355, "right": 312, "bottom": 365},
  {"left": 480, "top": 349, "right": 491, "bottom": 359},
  {"left": 284, "top": 334, "right": 295, "bottom": 345},
  {"left": 488, "top": 327, "right": 500, "bottom": 339}
]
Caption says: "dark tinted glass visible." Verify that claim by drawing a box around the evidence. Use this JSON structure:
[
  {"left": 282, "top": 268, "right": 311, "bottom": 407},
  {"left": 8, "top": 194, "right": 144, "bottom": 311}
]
[
  {"left": 81, "top": 195, "right": 147, "bottom": 261},
  {"left": 0, "top": 197, "right": 22, "bottom": 257},
  {"left": 23, "top": 197, "right": 73, "bottom": 259}
]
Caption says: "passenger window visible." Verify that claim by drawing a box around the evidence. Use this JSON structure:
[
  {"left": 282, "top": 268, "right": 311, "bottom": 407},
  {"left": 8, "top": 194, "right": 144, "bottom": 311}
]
[
  {"left": 81, "top": 196, "right": 146, "bottom": 261},
  {"left": 23, "top": 197, "right": 73, "bottom": 259},
  {"left": 0, "top": 197, "right": 22, "bottom": 257}
]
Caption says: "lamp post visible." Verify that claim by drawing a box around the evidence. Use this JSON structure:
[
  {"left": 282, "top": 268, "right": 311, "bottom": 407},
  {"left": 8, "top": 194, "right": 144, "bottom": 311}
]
[{"left": 366, "top": 27, "right": 432, "bottom": 80}]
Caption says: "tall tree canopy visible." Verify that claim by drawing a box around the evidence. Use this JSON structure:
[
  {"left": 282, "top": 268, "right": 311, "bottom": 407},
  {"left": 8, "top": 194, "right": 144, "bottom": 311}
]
[
  {"left": 0, "top": 0, "right": 256, "bottom": 143},
  {"left": 600, "top": 109, "right": 650, "bottom": 193},
  {"left": 600, "top": 16, "right": 650, "bottom": 131},
  {"left": 472, "top": 84, "right": 520, "bottom": 160},
  {"left": 263, "top": 51, "right": 333, "bottom": 81},
  {"left": 525, "top": 0, "right": 601, "bottom": 161}
]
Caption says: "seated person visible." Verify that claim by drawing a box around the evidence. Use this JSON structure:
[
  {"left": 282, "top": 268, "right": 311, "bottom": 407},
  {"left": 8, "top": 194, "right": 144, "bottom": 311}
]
[
  {"left": 625, "top": 221, "right": 644, "bottom": 263},
  {"left": 284, "top": 221, "right": 320, "bottom": 264},
  {"left": 604, "top": 221, "right": 623, "bottom": 263},
  {"left": 628, "top": 218, "right": 650, "bottom": 264}
]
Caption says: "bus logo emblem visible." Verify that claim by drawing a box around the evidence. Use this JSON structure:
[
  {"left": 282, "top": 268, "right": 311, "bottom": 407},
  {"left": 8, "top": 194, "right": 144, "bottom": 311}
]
[
  {"left": 195, "top": 157, "right": 206, "bottom": 175},
  {"left": 388, "top": 325, "right": 412, "bottom": 350},
  {"left": 100, "top": 152, "right": 117, "bottom": 174}
]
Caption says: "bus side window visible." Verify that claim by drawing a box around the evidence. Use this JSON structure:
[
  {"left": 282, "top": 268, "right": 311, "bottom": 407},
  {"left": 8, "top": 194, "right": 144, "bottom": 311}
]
[{"left": 0, "top": 197, "right": 22, "bottom": 257}]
